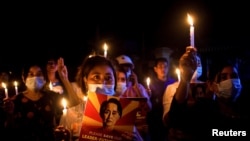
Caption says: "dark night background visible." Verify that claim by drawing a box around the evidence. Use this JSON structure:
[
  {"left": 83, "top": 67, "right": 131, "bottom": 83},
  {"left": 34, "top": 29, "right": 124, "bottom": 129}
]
[{"left": 1, "top": 1, "right": 250, "bottom": 82}]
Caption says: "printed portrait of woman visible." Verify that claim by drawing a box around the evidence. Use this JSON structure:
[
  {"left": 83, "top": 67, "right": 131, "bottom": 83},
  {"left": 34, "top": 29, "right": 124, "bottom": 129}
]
[{"left": 99, "top": 98, "right": 122, "bottom": 133}]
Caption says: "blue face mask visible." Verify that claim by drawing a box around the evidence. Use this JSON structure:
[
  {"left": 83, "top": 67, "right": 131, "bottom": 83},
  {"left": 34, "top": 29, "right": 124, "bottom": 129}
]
[
  {"left": 88, "top": 84, "right": 115, "bottom": 95},
  {"left": 25, "top": 77, "right": 45, "bottom": 91},
  {"left": 216, "top": 79, "right": 242, "bottom": 101}
]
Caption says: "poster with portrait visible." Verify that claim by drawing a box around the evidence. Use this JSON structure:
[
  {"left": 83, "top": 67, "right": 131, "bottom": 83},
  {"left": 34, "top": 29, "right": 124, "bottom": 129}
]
[
  {"left": 127, "top": 97, "right": 149, "bottom": 138},
  {"left": 79, "top": 92, "right": 145, "bottom": 141},
  {"left": 190, "top": 82, "right": 208, "bottom": 99}
]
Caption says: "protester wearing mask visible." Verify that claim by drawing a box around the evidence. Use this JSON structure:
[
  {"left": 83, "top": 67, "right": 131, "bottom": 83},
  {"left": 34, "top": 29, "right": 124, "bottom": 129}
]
[
  {"left": 163, "top": 46, "right": 248, "bottom": 140},
  {"left": 56, "top": 55, "right": 149, "bottom": 141},
  {"left": 115, "top": 68, "right": 128, "bottom": 96},
  {"left": 3, "top": 64, "right": 74, "bottom": 141},
  {"left": 116, "top": 55, "right": 151, "bottom": 106},
  {"left": 116, "top": 55, "right": 134, "bottom": 80},
  {"left": 163, "top": 55, "right": 205, "bottom": 120}
]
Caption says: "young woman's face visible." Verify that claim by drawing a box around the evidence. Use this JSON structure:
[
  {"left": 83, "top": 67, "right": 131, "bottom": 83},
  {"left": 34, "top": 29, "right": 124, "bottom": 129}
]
[
  {"left": 219, "top": 66, "right": 239, "bottom": 82},
  {"left": 103, "top": 103, "right": 120, "bottom": 127},
  {"left": 27, "top": 66, "right": 44, "bottom": 80},
  {"left": 85, "top": 65, "right": 115, "bottom": 85},
  {"left": 46, "top": 60, "right": 58, "bottom": 73},
  {"left": 117, "top": 71, "right": 126, "bottom": 83}
]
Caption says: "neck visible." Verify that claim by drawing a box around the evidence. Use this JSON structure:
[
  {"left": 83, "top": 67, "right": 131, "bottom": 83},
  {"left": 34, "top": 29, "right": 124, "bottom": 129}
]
[
  {"left": 158, "top": 75, "right": 167, "bottom": 81},
  {"left": 47, "top": 72, "right": 57, "bottom": 82},
  {"left": 24, "top": 90, "right": 42, "bottom": 101}
]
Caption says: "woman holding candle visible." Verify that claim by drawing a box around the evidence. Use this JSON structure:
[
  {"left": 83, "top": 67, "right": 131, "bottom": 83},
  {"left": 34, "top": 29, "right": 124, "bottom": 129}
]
[
  {"left": 163, "top": 46, "right": 248, "bottom": 140},
  {"left": 44, "top": 56, "right": 65, "bottom": 95},
  {"left": 56, "top": 55, "right": 145, "bottom": 141},
  {"left": 3, "top": 63, "right": 79, "bottom": 141},
  {"left": 162, "top": 54, "right": 205, "bottom": 121}
]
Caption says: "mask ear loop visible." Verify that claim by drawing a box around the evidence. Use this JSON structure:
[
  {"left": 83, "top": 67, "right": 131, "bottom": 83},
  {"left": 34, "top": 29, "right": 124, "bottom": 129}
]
[{"left": 83, "top": 77, "right": 89, "bottom": 96}]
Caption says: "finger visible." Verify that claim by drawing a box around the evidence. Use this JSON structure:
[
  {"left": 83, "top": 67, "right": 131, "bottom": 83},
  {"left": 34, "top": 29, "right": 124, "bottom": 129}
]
[
  {"left": 60, "top": 58, "right": 65, "bottom": 66},
  {"left": 64, "top": 65, "right": 68, "bottom": 74}
]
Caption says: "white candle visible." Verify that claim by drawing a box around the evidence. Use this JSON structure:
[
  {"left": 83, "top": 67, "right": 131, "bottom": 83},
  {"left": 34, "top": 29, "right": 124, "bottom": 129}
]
[
  {"left": 146, "top": 77, "right": 150, "bottom": 89},
  {"left": 14, "top": 81, "right": 18, "bottom": 95},
  {"left": 49, "top": 81, "right": 53, "bottom": 91},
  {"left": 187, "top": 14, "right": 195, "bottom": 47},
  {"left": 103, "top": 43, "right": 108, "bottom": 58},
  {"left": 83, "top": 95, "right": 88, "bottom": 102},
  {"left": 2, "top": 82, "right": 8, "bottom": 99},
  {"left": 61, "top": 97, "right": 67, "bottom": 115},
  {"left": 175, "top": 68, "right": 181, "bottom": 82}
]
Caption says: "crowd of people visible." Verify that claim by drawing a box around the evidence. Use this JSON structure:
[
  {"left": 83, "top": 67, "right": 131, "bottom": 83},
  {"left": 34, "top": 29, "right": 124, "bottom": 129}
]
[{"left": 0, "top": 46, "right": 249, "bottom": 141}]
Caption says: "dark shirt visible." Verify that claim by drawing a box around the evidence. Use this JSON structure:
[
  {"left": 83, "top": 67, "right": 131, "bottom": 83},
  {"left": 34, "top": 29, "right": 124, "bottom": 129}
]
[
  {"left": 150, "top": 77, "right": 175, "bottom": 111},
  {"left": 6, "top": 89, "right": 63, "bottom": 141},
  {"left": 147, "top": 77, "right": 175, "bottom": 141},
  {"left": 166, "top": 95, "right": 249, "bottom": 141}
]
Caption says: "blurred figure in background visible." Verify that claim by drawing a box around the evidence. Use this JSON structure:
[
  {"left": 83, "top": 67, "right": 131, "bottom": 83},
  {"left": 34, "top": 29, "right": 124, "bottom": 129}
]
[
  {"left": 164, "top": 46, "right": 248, "bottom": 140},
  {"left": 44, "top": 57, "right": 65, "bottom": 95},
  {"left": 3, "top": 64, "right": 64, "bottom": 141},
  {"left": 147, "top": 57, "right": 175, "bottom": 141},
  {"left": 163, "top": 54, "right": 205, "bottom": 121}
]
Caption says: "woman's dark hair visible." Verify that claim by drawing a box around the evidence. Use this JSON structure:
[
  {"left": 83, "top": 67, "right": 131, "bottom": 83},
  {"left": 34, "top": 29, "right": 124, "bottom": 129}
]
[
  {"left": 99, "top": 98, "right": 122, "bottom": 118},
  {"left": 154, "top": 57, "right": 168, "bottom": 67},
  {"left": 20, "top": 64, "right": 45, "bottom": 91},
  {"left": 116, "top": 67, "right": 128, "bottom": 85},
  {"left": 75, "top": 55, "right": 117, "bottom": 95},
  {"left": 208, "top": 59, "right": 239, "bottom": 83},
  {"left": 192, "top": 84, "right": 206, "bottom": 98},
  {"left": 22, "top": 64, "right": 45, "bottom": 81}
]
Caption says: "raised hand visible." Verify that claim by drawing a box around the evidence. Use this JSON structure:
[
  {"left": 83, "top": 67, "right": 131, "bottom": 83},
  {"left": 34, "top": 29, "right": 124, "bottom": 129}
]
[
  {"left": 179, "top": 46, "right": 197, "bottom": 83},
  {"left": 57, "top": 57, "right": 68, "bottom": 81}
]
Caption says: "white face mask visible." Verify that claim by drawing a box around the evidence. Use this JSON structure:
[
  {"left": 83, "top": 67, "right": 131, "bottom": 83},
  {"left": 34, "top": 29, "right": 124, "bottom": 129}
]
[
  {"left": 216, "top": 79, "right": 242, "bottom": 101},
  {"left": 88, "top": 84, "right": 115, "bottom": 95},
  {"left": 116, "top": 82, "right": 127, "bottom": 96},
  {"left": 25, "top": 77, "right": 45, "bottom": 91}
]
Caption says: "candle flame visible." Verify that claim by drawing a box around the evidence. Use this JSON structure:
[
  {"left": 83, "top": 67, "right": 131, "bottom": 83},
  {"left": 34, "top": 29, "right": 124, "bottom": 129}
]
[
  {"left": 146, "top": 77, "right": 150, "bottom": 86},
  {"left": 62, "top": 98, "right": 67, "bottom": 109},
  {"left": 1, "top": 82, "right": 6, "bottom": 89},
  {"left": 176, "top": 68, "right": 181, "bottom": 82},
  {"left": 49, "top": 82, "right": 53, "bottom": 90},
  {"left": 14, "top": 81, "right": 18, "bottom": 87},
  {"left": 187, "top": 13, "right": 193, "bottom": 26},
  {"left": 103, "top": 43, "right": 108, "bottom": 51},
  {"left": 83, "top": 96, "right": 88, "bottom": 101}
]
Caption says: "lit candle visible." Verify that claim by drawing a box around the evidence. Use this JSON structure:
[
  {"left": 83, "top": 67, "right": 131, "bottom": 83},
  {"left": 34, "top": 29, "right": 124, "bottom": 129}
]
[
  {"left": 176, "top": 68, "right": 181, "bottom": 82},
  {"left": 14, "top": 81, "right": 18, "bottom": 95},
  {"left": 49, "top": 81, "right": 53, "bottom": 91},
  {"left": 1, "top": 82, "right": 8, "bottom": 99},
  {"left": 103, "top": 43, "right": 108, "bottom": 58},
  {"left": 187, "top": 13, "right": 195, "bottom": 47},
  {"left": 146, "top": 77, "right": 150, "bottom": 89},
  {"left": 61, "top": 97, "right": 67, "bottom": 115},
  {"left": 83, "top": 95, "right": 88, "bottom": 102}
]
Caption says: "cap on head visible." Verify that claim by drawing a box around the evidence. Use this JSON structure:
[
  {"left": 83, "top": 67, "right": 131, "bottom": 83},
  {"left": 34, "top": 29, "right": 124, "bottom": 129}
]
[{"left": 116, "top": 55, "right": 134, "bottom": 69}]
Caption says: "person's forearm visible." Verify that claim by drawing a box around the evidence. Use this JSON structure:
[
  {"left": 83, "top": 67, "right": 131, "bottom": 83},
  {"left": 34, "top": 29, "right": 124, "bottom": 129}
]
[
  {"left": 61, "top": 79, "right": 81, "bottom": 107},
  {"left": 175, "top": 80, "right": 190, "bottom": 104}
]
